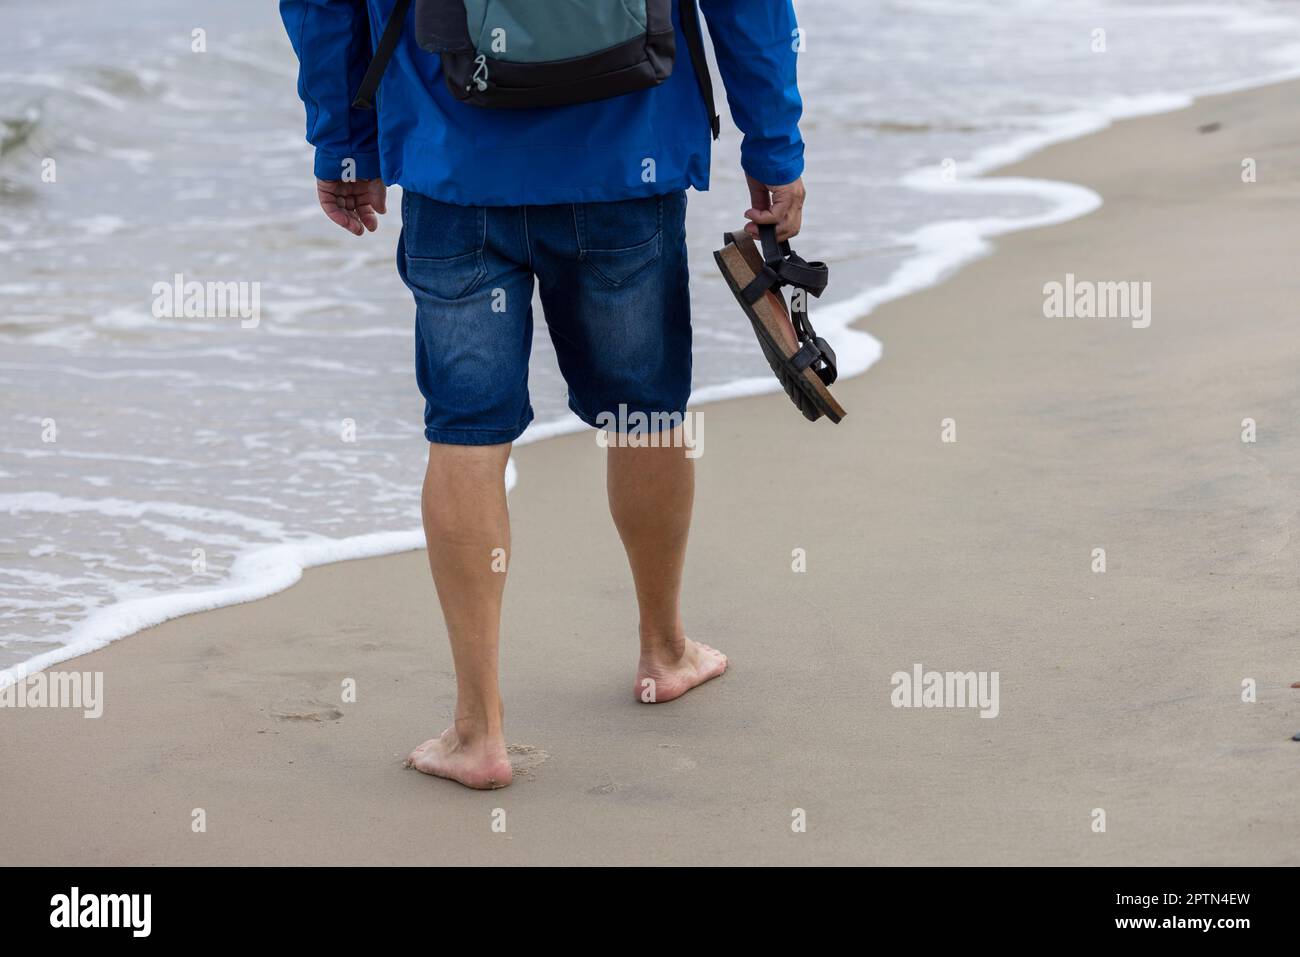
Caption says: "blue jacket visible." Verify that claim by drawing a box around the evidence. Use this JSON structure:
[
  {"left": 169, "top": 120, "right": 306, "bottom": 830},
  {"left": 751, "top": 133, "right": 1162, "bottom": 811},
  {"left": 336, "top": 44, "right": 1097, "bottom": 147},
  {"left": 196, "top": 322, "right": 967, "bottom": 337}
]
[{"left": 280, "top": 0, "right": 805, "bottom": 205}]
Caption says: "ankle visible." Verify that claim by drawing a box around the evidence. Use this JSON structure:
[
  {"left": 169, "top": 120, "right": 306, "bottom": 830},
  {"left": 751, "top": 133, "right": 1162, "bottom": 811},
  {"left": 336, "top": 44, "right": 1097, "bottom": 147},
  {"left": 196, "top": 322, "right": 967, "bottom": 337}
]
[
  {"left": 638, "top": 626, "right": 687, "bottom": 663},
  {"left": 453, "top": 702, "right": 505, "bottom": 744}
]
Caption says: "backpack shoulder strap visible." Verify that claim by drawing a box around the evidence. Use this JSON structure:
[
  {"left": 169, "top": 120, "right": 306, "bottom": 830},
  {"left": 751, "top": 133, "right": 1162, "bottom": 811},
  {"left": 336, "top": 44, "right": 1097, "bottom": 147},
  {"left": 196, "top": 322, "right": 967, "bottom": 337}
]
[
  {"left": 678, "top": 0, "right": 720, "bottom": 140},
  {"left": 353, "top": 0, "right": 414, "bottom": 110}
]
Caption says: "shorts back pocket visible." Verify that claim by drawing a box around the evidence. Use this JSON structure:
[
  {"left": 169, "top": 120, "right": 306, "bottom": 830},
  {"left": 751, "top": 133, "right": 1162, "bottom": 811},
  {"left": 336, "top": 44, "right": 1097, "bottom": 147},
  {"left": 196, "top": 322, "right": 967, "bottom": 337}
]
[
  {"left": 401, "top": 191, "right": 489, "bottom": 300},
  {"left": 575, "top": 195, "right": 663, "bottom": 288}
]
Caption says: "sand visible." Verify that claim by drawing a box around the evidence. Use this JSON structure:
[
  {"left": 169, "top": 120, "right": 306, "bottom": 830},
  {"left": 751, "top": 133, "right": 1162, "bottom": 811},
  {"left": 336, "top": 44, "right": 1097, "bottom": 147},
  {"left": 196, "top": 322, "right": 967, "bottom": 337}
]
[{"left": 3, "top": 79, "right": 1298, "bottom": 866}]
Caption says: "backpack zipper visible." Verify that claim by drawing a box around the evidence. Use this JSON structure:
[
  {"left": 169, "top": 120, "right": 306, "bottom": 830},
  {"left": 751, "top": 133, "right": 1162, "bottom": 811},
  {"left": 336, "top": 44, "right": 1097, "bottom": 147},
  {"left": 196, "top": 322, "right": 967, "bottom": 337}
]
[{"left": 470, "top": 54, "right": 489, "bottom": 93}]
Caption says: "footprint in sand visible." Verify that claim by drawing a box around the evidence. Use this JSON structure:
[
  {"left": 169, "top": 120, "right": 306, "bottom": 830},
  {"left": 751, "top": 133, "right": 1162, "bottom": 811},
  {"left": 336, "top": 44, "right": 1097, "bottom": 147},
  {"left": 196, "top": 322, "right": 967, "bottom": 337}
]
[
  {"left": 507, "top": 744, "right": 549, "bottom": 778},
  {"left": 270, "top": 700, "right": 343, "bottom": 722},
  {"left": 657, "top": 743, "right": 697, "bottom": 772}
]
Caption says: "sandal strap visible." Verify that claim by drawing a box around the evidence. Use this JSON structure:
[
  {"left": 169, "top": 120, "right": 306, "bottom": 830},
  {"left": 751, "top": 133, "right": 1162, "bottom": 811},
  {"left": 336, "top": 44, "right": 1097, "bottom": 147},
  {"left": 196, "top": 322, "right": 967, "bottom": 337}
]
[
  {"left": 758, "top": 224, "right": 829, "bottom": 297},
  {"left": 790, "top": 339, "right": 823, "bottom": 373},
  {"left": 812, "top": 336, "right": 838, "bottom": 386},
  {"left": 749, "top": 223, "right": 838, "bottom": 386},
  {"left": 741, "top": 264, "right": 781, "bottom": 304}
]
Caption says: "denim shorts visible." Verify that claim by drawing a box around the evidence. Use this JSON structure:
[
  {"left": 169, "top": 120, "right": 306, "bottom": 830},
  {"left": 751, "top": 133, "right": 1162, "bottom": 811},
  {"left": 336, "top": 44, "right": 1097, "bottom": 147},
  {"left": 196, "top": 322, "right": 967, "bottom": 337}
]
[{"left": 396, "top": 189, "right": 692, "bottom": 445}]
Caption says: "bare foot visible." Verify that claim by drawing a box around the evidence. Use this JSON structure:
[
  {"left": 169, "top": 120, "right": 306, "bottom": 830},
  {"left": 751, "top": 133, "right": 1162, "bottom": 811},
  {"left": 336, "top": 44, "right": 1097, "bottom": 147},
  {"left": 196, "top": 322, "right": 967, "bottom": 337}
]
[
  {"left": 405, "top": 726, "right": 512, "bottom": 789},
  {"left": 635, "top": 638, "right": 728, "bottom": 703}
]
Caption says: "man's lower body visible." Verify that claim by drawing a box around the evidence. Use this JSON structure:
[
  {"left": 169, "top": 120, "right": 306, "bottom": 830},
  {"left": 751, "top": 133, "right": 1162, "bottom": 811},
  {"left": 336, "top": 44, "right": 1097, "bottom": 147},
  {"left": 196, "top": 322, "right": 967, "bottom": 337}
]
[{"left": 395, "top": 189, "right": 727, "bottom": 789}]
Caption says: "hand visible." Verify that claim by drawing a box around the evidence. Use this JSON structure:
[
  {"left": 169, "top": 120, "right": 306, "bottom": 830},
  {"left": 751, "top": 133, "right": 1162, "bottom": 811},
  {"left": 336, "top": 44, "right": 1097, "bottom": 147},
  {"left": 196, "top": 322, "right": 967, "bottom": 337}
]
[
  {"left": 317, "top": 177, "right": 387, "bottom": 236},
  {"left": 744, "top": 175, "right": 805, "bottom": 242}
]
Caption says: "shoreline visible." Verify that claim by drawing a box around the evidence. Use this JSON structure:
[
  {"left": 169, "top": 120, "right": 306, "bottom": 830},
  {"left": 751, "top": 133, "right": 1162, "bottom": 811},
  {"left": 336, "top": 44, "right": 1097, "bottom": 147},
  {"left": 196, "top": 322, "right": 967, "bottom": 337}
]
[
  {"left": 3, "top": 76, "right": 1298, "bottom": 864},
  {"left": 8, "top": 67, "right": 1300, "bottom": 688}
]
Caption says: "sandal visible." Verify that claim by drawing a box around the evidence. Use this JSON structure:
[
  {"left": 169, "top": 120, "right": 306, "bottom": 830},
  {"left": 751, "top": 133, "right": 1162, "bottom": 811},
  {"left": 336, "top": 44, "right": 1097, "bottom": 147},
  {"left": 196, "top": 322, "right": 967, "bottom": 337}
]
[{"left": 714, "top": 224, "right": 845, "bottom": 423}]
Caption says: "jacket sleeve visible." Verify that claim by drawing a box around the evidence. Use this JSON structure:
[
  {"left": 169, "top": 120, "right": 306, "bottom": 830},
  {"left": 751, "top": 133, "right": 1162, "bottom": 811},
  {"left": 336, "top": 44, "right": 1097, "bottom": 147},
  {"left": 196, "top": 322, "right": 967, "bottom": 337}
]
[
  {"left": 697, "top": 0, "right": 805, "bottom": 185},
  {"left": 280, "top": 0, "right": 382, "bottom": 181}
]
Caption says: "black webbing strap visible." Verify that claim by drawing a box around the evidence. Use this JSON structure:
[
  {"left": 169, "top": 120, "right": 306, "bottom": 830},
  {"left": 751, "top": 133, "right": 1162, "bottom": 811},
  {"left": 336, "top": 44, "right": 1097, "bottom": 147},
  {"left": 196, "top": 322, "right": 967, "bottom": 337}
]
[
  {"left": 353, "top": 0, "right": 413, "bottom": 110},
  {"left": 679, "top": 0, "right": 721, "bottom": 140},
  {"left": 752, "top": 223, "right": 838, "bottom": 385},
  {"left": 789, "top": 340, "right": 819, "bottom": 372},
  {"left": 758, "top": 224, "right": 828, "bottom": 295},
  {"left": 741, "top": 264, "right": 779, "bottom": 303}
]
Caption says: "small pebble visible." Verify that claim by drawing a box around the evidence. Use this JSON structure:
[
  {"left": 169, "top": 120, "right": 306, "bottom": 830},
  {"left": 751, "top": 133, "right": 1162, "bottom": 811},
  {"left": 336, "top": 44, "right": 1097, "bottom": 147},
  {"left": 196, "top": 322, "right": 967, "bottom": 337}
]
[{"left": 1293, "top": 731, "right": 1300, "bottom": 742}]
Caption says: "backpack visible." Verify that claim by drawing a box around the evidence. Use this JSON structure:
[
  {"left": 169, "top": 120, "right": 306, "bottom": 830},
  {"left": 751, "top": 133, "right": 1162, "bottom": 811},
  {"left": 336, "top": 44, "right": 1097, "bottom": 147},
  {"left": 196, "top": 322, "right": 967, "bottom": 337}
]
[{"left": 353, "top": 0, "right": 719, "bottom": 139}]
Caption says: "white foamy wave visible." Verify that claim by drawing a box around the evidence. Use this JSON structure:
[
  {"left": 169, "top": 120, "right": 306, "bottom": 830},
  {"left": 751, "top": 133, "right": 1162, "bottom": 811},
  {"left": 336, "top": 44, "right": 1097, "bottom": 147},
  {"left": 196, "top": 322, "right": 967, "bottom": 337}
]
[
  {"left": 0, "top": 454, "right": 526, "bottom": 690},
  {"left": 0, "top": 530, "right": 424, "bottom": 689},
  {"left": 74, "top": 216, "right": 127, "bottom": 237},
  {"left": 0, "top": 492, "right": 289, "bottom": 538},
  {"left": 0, "top": 72, "right": 126, "bottom": 110}
]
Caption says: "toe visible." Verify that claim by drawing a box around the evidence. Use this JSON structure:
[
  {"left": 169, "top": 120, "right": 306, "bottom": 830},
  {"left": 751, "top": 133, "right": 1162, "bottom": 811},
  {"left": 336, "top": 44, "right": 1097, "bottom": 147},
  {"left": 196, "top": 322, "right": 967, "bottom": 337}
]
[{"left": 406, "top": 738, "right": 437, "bottom": 765}]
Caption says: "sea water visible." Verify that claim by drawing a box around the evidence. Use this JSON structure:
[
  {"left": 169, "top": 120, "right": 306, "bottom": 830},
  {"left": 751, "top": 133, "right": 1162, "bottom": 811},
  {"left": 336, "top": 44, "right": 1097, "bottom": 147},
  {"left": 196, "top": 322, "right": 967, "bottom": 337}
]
[{"left": 3, "top": 0, "right": 1300, "bottom": 680}]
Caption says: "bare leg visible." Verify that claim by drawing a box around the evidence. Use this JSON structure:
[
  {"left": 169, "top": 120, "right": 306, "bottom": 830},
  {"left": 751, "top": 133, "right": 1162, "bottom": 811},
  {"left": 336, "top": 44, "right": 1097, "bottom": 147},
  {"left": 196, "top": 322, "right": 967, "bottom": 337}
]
[
  {"left": 405, "top": 441, "right": 513, "bottom": 788},
  {"left": 606, "top": 427, "right": 727, "bottom": 703}
]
